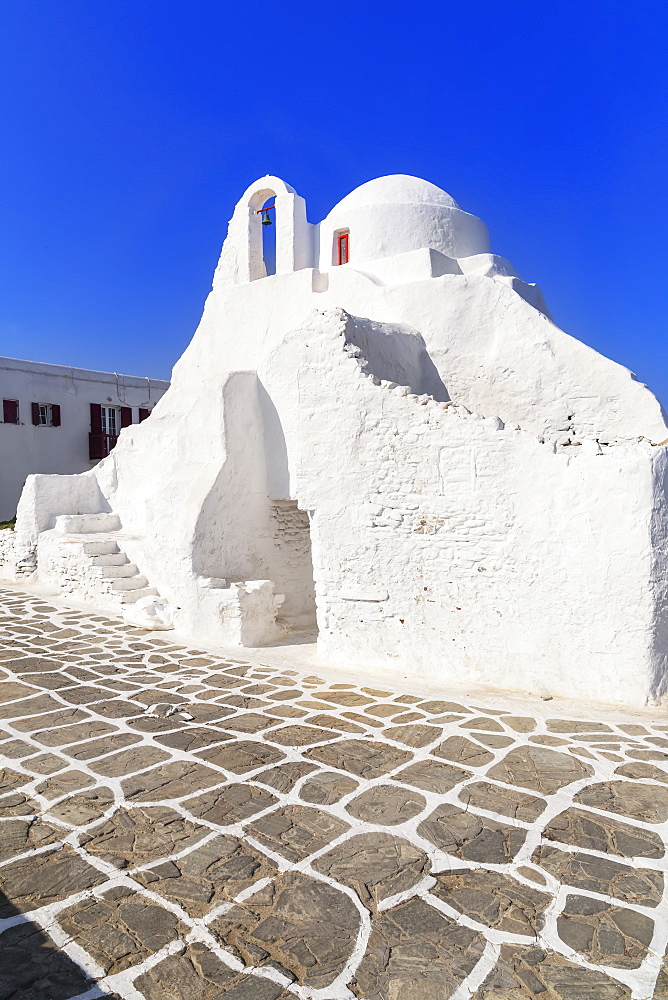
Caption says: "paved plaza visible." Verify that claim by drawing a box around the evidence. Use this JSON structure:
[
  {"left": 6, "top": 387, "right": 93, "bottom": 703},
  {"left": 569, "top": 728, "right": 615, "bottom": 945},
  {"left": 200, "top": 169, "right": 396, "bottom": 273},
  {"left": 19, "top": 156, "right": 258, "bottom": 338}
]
[{"left": 0, "top": 585, "right": 667, "bottom": 999}]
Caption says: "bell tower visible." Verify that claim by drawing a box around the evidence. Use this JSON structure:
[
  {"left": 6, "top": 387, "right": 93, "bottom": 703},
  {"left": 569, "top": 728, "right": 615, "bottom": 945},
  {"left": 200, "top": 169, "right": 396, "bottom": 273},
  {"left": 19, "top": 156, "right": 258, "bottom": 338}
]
[{"left": 214, "top": 175, "right": 315, "bottom": 286}]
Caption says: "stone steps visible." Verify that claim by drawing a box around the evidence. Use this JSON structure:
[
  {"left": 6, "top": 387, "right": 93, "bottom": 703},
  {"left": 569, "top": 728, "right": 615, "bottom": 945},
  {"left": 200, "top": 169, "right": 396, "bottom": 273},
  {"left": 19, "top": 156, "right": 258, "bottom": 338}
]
[
  {"left": 48, "top": 521, "right": 164, "bottom": 615},
  {"left": 120, "top": 586, "right": 159, "bottom": 604},
  {"left": 94, "top": 563, "right": 139, "bottom": 579},
  {"left": 80, "top": 539, "right": 120, "bottom": 556},
  {"left": 110, "top": 575, "right": 149, "bottom": 592},
  {"left": 90, "top": 552, "right": 127, "bottom": 566}
]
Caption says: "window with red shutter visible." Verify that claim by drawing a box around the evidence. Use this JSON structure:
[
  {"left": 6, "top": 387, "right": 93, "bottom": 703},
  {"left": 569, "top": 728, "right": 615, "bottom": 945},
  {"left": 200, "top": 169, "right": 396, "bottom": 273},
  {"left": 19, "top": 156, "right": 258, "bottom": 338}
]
[
  {"left": 138, "top": 408, "right": 150, "bottom": 422},
  {"left": 2, "top": 399, "right": 19, "bottom": 424},
  {"left": 90, "top": 403, "right": 102, "bottom": 434},
  {"left": 33, "top": 403, "right": 59, "bottom": 426},
  {"left": 89, "top": 404, "right": 122, "bottom": 460},
  {"left": 89, "top": 403, "right": 103, "bottom": 459},
  {"left": 35, "top": 404, "right": 52, "bottom": 425}
]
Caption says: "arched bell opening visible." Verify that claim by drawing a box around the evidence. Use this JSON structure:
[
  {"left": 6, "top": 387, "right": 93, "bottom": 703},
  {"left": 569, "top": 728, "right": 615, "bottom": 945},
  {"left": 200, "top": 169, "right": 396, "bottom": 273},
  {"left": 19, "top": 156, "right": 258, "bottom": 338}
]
[
  {"left": 248, "top": 187, "right": 277, "bottom": 281},
  {"left": 259, "top": 196, "right": 276, "bottom": 276}
]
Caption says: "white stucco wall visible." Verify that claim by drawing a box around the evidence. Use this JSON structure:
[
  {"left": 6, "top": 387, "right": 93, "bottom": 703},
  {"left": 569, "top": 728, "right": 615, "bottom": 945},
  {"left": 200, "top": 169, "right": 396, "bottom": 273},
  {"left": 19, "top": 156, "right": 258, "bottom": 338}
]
[
  {"left": 0, "top": 358, "right": 169, "bottom": 521},
  {"left": 6, "top": 173, "right": 668, "bottom": 707},
  {"left": 262, "top": 309, "right": 665, "bottom": 706}
]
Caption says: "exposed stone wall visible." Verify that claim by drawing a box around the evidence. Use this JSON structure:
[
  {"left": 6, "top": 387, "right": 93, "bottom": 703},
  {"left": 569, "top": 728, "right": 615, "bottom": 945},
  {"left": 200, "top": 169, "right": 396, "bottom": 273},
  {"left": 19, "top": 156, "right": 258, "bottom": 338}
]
[
  {"left": 36, "top": 531, "right": 115, "bottom": 605},
  {"left": 0, "top": 530, "right": 15, "bottom": 578},
  {"left": 269, "top": 500, "right": 316, "bottom": 628},
  {"left": 0, "top": 528, "right": 36, "bottom": 580}
]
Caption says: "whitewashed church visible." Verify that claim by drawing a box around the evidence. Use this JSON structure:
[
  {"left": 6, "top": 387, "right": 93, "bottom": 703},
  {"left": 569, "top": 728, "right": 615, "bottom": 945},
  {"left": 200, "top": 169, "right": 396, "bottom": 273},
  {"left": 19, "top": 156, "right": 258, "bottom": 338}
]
[{"left": 3, "top": 173, "right": 668, "bottom": 708}]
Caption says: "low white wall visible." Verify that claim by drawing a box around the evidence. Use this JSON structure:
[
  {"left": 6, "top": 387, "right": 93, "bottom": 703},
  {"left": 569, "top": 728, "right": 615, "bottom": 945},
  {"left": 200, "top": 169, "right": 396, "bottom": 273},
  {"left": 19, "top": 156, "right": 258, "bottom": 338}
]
[
  {"left": 0, "top": 530, "right": 15, "bottom": 578},
  {"left": 16, "top": 471, "right": 105, "bottom": 536}
]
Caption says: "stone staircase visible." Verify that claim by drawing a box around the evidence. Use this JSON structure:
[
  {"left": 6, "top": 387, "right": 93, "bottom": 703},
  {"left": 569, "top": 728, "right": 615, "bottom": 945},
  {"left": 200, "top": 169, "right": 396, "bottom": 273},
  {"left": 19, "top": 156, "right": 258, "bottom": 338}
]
[
  {"left": 75, "top": 537, "right": 158, "bottom": 605},
  {"left": 40, "top": 513, "right": 160, "bottom": 610}
]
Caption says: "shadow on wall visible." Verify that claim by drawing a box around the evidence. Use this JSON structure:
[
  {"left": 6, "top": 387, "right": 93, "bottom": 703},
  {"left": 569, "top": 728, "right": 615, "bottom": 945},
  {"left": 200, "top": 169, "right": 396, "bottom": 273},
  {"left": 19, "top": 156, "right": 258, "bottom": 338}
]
[
  {"left": 345, "top": 315, "right": 449, "bottom": 402},
  {"left": 257, "top": 380, "right": 290, "bottom": 500},
  {"left": 191, "top": 372, "right": 270, "bottom": 582},
  {"left": 0, "top": 890, "right": 112, "bottom": 998},
  {"left": 190, "top": 374, "right": 317, "bottom": 630},
  {"left": 650, "top": 448, "right": 668, "bottom": 704}
]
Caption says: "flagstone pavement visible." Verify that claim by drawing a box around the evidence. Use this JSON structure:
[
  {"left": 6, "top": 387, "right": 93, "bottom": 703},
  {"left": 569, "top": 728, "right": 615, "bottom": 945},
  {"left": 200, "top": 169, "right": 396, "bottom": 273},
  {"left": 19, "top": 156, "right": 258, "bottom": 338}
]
[{"left": 1, "top": 584, "right": 668, "bottom": 999}]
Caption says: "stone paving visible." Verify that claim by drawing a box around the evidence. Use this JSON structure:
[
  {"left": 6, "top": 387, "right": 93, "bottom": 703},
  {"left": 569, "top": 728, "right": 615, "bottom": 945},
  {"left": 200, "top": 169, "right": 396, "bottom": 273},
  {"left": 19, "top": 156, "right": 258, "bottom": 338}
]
[{"left": 0, "top": 586, "right": 667, "bottom": 999}]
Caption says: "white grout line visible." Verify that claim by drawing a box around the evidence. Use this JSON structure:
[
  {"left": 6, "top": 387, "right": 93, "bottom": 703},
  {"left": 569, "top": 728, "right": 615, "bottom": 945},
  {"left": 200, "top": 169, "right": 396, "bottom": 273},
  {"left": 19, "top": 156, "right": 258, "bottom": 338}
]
[{"left": 1, "top": 586, "right": 667, "bottom": 999}]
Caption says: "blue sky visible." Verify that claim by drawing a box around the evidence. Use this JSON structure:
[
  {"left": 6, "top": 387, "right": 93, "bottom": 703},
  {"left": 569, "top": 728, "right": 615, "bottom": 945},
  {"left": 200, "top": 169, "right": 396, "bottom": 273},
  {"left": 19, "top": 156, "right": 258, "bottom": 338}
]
[{"left": 1, "top": 1, "right": 667, "bottom": 403}]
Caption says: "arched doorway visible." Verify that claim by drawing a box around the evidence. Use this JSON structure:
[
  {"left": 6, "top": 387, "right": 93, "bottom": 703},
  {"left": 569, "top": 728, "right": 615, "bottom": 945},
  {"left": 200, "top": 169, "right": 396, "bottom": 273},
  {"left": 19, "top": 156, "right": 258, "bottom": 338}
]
[{"left": 269, "top": 499, "right": 317, "bottom": 632}]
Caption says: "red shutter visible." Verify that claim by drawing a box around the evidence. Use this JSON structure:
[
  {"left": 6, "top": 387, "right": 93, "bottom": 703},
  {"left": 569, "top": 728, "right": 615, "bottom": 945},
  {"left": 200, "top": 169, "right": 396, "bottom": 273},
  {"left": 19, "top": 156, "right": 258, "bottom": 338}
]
[
  {"left": 89, "top": 433, "right": 104, "bottom": 460},
  {"left": 138, "top": 408, "right": 150, "bottom": 422},
  {"left": 90, "top": 403, "right": 102, "bottom": 433},
  {"left": 3, "top": 400, "right": 18, "bottom": 424},
  {"left": 51, "top": 404, "right": 61, "bottom": 427},
  {"left": 32, "top": 402, "right": 40, "bottom": 425},
  {"left": 120, "top": 406, "right": 132, "bottom": 428}
]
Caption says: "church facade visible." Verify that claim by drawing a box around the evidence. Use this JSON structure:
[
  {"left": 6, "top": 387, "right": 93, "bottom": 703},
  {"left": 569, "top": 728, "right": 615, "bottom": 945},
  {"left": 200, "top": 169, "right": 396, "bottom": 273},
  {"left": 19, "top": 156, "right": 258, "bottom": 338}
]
[{"left": 2, "top": 174, "right": 668, "bottom": 708}]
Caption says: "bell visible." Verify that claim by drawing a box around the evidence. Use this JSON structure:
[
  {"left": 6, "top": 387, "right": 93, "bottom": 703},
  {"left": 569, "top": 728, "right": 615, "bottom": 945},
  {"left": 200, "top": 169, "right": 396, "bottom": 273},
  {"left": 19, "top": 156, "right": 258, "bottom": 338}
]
[{"left": 261, "top": 209, "right": 273, "bottom": 226}]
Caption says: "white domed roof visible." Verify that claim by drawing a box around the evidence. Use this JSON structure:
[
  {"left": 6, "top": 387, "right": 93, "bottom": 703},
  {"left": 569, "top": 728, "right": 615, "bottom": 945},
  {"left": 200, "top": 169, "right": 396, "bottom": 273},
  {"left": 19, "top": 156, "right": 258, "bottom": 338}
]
[{"left": 328, "top": 174, "right": 459, "bottom": 214}]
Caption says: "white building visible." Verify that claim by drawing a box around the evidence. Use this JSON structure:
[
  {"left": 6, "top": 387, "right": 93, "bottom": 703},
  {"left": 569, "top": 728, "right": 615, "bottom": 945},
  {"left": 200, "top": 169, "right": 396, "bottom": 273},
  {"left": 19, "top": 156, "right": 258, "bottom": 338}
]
[
  {"left": 0, "top": 357, "right": 169, "bottom": 520},
  {"left": 2, "top": 173, "right": 668, "bottom": 708}
]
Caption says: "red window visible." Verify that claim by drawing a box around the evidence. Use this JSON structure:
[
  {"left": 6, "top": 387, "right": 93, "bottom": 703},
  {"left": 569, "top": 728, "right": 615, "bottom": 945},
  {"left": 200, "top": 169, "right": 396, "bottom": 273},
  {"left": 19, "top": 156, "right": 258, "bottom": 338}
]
[
  {"left": 138, "top": 408, "right": 150, "bottom": 422},
  {"left": 90, "top": 403, "right": 103, "bottom": 435},
  {"left": 337, "top": 232, "right": 350, "bottom": 265},
  {"left": 89, "top": 403, "right": 126, "bottom": 460},
  {"left": 2, "top": 399, "right": 19, "bottom": 424}
]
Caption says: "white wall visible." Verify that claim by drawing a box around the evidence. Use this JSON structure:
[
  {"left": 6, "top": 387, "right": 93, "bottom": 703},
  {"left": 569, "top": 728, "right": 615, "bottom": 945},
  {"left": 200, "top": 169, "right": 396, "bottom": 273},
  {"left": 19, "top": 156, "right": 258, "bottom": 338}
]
[
  {"left": 262, "top": 309, "right": 664, "bottom": 707},
  {"left": 318, "top": 202, "right": 489, "bottom": 268},
  {"left": 0, "top": 358, "right": 169, "bottom": 521},
  {"left": 317, "top": 175, "right": 489, "bottom": 268},
  {"left": 320, "top": 265, "right": 668, "bottom": 442}
]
